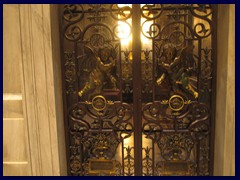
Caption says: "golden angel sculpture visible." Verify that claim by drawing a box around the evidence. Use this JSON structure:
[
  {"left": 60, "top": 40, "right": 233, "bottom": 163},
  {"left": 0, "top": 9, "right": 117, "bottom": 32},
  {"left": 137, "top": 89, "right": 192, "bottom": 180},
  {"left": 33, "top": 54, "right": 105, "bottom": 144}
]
[
  {"left": 156, "top": 43, "right": 198, "bottom": 99},
  {"left": 78, "top": 46, "right": 118, "bottom": 99}
]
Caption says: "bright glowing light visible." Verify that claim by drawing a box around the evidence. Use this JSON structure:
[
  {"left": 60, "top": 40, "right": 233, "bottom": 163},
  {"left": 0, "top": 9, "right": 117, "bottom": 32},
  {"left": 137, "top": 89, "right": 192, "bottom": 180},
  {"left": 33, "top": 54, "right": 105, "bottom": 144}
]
[
  {"left": 117, "top": 21, "right": 131, "bottom": 39},
  {"left": 117, "top": 7, "right": 132, "bottom": 50},
  {"left": 140, "top": 4, "right": 153, "bottom": 49},
  {"left": 117, "top": 4, "right": 131, "bottom": 8},
  {"left": 117, "top": 4, "right": 153, "bottom": 54},
  {"left": 141, "top": 19, "right": 152, "bottom": 48},
  {"left": 123, "top": 136, "right": 134, "bottom": 147}
]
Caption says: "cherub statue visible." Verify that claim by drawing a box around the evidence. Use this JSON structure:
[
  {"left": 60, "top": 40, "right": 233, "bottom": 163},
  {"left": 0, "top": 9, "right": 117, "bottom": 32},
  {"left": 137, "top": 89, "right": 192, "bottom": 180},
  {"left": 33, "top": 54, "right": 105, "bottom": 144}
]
[
  {"left": 78, "top": 46, "right": 117, "bottom": 99},
  {"left": 156, "top": 43, "right": 198, "bottom": 99}
]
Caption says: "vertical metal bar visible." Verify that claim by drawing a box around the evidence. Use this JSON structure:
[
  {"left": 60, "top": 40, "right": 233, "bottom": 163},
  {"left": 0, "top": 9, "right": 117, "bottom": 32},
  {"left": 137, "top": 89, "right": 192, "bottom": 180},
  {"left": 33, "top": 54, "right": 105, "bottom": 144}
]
[
  {"left": 119, "top": 47, "right": 123, "bottom": 102},
  {"left": 74, "top": 42, "right": 79, "bottom": 104},
  {"left": 184, "top": 10, "right": 187, "bottom": 46},
  {"left": 198, "top": 40, "right": 202, "bottom": 97},
  {"left": 196, "top": 142, "right": 200, "bottom": 175},
  {"left": 152, "top": 40, "right": 156, "bottom": 101},
  {"left": 132, "top": 4, "right": 142, "bottom": 176}
]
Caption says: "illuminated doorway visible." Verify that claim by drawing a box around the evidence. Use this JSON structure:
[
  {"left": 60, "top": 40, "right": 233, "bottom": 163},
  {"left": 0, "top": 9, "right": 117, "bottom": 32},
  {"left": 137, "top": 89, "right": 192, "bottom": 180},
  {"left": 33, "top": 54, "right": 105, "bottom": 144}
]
[{"left": 59, "top": 4, "right": 216, "bottom": 176}]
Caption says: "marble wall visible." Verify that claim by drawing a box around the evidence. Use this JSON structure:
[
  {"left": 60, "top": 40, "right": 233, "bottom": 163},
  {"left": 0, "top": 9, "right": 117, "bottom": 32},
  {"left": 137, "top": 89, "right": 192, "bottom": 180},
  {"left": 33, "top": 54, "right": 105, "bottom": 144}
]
[
  {"left": 214, "top": 4, "right": 235, "bottom": 176},
  {"left": 3, "top": 4, "right": 67, "bottom": 176},
  {"left": 3, "top": 4, "right": 31, "bottom": 175}
]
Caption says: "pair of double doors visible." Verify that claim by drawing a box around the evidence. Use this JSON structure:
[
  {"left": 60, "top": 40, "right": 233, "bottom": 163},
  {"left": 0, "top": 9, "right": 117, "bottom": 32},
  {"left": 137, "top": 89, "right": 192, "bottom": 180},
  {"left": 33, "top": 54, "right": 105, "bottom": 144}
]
[{"left": 60, "top": 4, "right": 216, "bottom": 176}]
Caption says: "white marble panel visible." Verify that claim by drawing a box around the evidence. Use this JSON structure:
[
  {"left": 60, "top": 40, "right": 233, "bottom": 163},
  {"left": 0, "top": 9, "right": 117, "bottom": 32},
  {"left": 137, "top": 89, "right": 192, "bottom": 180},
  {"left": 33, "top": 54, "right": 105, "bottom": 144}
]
[
  {"left": 3, "top": 99, "right": 23, "bottom": 118},
  {"left": 214, "top": 4, "right": 235, "bottom": 176},
  {"left": 3, "top": 120, "right": 29, "bottom": 162},
  {"left": 3, "top": 5, "right": 23, "bottom": 94},
  {"left": 3, "top": 163, "right": 31, "bottom": 176},
  {"left": 19, "top": 4, "right": 67, "bottom": 175}
]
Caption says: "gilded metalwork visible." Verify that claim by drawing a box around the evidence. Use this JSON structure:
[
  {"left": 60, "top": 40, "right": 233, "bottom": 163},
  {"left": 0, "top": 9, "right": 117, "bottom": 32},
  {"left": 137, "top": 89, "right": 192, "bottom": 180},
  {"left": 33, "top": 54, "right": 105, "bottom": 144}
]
[
  {"left": 64, "top": 51, "right": 77, "bottom": 94},
  {"left": 84, "top": 133, "right": 120, "bottom": 159},
  {"left": 157, "top": 133, "right": 194, "bottom": 161},
  {"left": 88, "top": 159, "right": 121, "bottom": 175},
  {"left": 140, "top": 4, "right": 215, "bottom": 176},
  {"left": 156, "top": 43, "right": 198, "bottom": 99},
  {"left": 60, "top": 4, "right": 216, "bottom": 176},
  {"left": 89, "top": 95, "right": 107, "bottom": 111},
  {"left": 198, "top": 138, "right": 210, "bottom": 175},
  {"left": 156, "top": 161, "right": 190, "bottom": 176},
  {"left": 111, "top": 4, "right": 132, "bottom": 20},
  {"left": 123, "top": 146, "right": 135, "bottom": 176},
  {"left": 168, "top": 95, "right": 185, "bottom": 111},
  {"left": 68, "top": 99, "right": 133, "bottom": 175},
  {"left": 142, "top": 147, "right": 153, "bottom": 176},
  {"left": 78, "top": 46, "right": 118, "bottom": 99},
  {"left": 160, "top": 95, "right": 191, "bottom": 116},
  {"left": 142, "top": 49, "right": 153, "bottom": 98},
  {"left": 122, "top": 49, "right": 133, "bottom": 96}
]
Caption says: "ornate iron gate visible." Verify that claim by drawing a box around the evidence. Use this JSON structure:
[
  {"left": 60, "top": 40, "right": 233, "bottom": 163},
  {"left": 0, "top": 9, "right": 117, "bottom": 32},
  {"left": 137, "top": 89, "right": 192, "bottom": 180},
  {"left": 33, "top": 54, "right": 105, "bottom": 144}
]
[{"left": 59, "top": 4, "right": 216, "bottom": 176}]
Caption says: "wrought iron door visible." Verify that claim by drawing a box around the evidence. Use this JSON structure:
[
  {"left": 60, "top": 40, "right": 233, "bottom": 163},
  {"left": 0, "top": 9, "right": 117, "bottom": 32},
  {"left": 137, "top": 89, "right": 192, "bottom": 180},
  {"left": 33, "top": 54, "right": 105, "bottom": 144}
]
[{"left": 59, "top": 4, "right": 216, "bottom": 176}]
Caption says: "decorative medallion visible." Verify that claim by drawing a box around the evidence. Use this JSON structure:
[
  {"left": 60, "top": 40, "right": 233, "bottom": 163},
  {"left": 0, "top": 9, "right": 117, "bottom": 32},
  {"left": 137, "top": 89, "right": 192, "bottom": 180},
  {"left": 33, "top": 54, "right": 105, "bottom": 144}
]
[
  {"left": 161, "top": 94, "right": 191, "bottom": 115},
  {"left": 70, "top": 158, "right": 81, "bottom": 172},
  {"left": 92, "top": 95, "right": 107, "bottom": 111},
  {"left": 168, "top": 95, "right": 185, "bottom": 111}
]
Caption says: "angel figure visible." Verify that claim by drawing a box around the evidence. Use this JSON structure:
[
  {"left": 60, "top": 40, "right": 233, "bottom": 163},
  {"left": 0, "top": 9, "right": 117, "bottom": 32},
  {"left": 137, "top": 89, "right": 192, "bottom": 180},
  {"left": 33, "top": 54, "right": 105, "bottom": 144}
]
[
  {"left": 78, "top": 46, "right": 118, "bottom": 99},
  {"left": 156, "top": 43, "right": 198, "bottom": 99}
]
